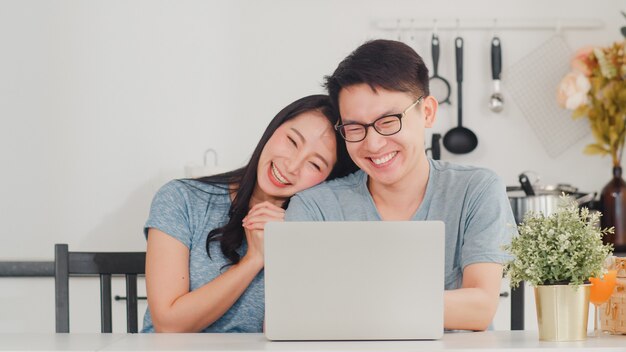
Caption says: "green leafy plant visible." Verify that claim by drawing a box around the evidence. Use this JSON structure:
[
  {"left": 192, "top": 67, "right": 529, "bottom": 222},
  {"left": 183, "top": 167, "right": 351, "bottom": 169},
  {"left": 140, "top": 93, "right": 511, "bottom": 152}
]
[{"left": 504, "top": 197, "right": 613, "bottom": 287}]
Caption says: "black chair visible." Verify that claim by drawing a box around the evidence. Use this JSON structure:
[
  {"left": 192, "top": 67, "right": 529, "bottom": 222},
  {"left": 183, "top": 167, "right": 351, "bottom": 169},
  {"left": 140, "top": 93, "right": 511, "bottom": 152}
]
[
  {"left": 54, "top": 244, "right": 146, "bottom": 333},
  {"left": 511, "top": 284, "right": 524, "bottom": 330}
]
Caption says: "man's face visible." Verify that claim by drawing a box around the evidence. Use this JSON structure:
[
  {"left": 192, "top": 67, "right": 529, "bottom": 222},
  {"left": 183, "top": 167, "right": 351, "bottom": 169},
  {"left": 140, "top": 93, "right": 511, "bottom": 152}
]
[{"left": 338, "top": 83, "right": 436, "bottom": 188}]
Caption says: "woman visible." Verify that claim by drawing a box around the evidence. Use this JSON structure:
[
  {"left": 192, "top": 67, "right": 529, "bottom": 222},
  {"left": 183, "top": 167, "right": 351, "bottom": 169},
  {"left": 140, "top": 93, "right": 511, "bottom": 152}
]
[{"left": 142, "top": 95, "right": 357, "bottom": 333}]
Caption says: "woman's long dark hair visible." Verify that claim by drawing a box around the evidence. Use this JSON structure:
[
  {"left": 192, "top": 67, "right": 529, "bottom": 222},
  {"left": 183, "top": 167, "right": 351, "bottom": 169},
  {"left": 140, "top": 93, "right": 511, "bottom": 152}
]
[{"left": 196, "top": 94, "right": 358, "bottom": 266}]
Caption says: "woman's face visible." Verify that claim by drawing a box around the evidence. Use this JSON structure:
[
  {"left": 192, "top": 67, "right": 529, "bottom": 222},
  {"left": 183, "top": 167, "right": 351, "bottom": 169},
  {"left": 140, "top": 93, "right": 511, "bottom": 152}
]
[{"left": 256, "top": 110, "right": 337, "bottom": 202}]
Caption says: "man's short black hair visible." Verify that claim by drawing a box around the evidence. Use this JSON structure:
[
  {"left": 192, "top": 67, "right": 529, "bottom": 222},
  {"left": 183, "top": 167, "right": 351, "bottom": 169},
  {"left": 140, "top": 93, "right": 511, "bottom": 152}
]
[{"left": 324, "top": 39, "right": 430, "bottom": 119}]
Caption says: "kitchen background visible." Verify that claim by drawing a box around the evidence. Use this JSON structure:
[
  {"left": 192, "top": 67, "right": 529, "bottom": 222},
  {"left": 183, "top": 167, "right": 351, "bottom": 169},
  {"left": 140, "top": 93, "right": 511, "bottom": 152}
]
[{"left": 0, "top": 0, "right": 624, "bottom": 333}]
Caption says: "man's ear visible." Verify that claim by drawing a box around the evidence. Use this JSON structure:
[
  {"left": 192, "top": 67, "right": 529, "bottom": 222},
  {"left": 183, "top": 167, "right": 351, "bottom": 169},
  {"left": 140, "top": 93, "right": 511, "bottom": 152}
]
[{"left": 423, "top": 95, "right": 438, "bottom": 128}]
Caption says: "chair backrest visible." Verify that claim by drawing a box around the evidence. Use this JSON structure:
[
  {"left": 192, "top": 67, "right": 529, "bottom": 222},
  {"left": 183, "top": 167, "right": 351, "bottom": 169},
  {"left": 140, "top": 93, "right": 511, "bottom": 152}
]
[
  {"left": 510, "top": 285, "right": 524, "bottom": 330},
  {"left": 54, "top": 244, "right": 146, "bottom": 333}
]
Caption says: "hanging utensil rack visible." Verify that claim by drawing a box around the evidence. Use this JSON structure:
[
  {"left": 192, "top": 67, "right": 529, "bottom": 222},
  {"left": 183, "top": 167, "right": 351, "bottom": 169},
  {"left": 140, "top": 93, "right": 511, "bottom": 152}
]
[{"left": 374, "top": 18, "right": 603, "bottom": 32}]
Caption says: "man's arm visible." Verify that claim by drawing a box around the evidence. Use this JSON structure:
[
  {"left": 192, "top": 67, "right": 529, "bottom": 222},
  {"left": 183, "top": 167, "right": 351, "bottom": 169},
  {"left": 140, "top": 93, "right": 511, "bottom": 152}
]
[
  {"left": 443, "top": 172, "right": 515, "bottom": 331},
  {"left": 443, "top": 263, "right": 503, "bottom": 331}
]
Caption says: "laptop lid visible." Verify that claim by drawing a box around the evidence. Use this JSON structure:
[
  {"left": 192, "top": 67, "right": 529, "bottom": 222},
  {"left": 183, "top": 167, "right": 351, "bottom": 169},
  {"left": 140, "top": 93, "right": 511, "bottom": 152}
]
[{"left": 264, "top": 221, "right": 445, "bottom": 341}]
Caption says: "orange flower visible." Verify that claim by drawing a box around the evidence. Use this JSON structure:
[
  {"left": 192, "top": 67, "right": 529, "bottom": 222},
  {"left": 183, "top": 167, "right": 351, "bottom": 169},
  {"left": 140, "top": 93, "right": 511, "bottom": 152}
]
[{"left": 571, "top": 46, "right": 595, "bottom": 76}]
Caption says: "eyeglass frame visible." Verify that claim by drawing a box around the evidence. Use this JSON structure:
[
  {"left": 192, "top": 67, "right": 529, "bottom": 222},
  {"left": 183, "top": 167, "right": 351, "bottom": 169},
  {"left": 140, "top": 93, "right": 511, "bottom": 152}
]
[{"left": 334, "top": 96, "right": 424, "bottom": 143}]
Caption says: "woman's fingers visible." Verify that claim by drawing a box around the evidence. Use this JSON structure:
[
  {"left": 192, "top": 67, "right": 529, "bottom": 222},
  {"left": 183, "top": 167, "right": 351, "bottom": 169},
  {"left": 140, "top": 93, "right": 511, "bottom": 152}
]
[
  {"left": 243, "top": 217, "right": 284, "bottom": 229},
  {"left": 242, "top": 201, "right": 286, "bottom": 259},
  {"left": 244, "top": 209, "right": 285, "bottom": 223},
  {"left": 248, "top": 201, "right": 285, "bottom": 214},
  {"left": 243, "top": 222, "right": 266, "bottom": 231},
  {"left": 243, "top": 202, "right": 285, "bottom": 225},
  {"left": 242, "top": 218, "right": 284, "bottom": 230},
  {"left": 243, "top": 215, "right": 285, "bottom": 230},
  {"left": 246, "top": 204, "right": 285, "bottom": 219}
]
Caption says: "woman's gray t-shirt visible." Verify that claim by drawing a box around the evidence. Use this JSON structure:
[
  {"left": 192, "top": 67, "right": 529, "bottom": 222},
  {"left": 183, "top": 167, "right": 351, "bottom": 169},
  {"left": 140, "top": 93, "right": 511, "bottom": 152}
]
[
  {"left": 141, "top": 179, "right": 264, "bottom": 333},
  {"left": 285, "top": 159, "right": 516, "bottom": 290}
]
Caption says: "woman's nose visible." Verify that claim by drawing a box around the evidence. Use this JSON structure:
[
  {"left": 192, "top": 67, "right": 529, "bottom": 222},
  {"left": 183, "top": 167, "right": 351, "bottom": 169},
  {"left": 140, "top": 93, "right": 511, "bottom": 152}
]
[{"left": 285, "top": 154, "right": 305, "bottom": 174}]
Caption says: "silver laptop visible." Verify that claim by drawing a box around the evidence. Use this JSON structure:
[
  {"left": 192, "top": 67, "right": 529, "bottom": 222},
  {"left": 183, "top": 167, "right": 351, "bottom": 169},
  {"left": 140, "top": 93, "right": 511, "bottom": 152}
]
[{"left": 264, "top": 221, "right": 445, "bottom": 341}]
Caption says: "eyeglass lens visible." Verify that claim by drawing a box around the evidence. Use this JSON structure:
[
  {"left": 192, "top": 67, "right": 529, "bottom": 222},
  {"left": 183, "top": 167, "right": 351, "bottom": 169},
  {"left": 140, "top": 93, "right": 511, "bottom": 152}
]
[{"left": 340, "top": 115, "right": 402, "bottom": 142}]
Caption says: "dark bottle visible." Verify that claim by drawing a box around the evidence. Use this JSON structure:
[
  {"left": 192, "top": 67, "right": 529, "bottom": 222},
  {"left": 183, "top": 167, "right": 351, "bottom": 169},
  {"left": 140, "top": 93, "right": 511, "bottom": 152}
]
[{"left": 600, "top": 166, "right": 626, "bottom": 252}]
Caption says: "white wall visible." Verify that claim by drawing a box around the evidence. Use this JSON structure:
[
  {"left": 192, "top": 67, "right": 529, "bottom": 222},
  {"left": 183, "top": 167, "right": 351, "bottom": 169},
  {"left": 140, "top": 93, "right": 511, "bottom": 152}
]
[{"left": 0, "top": 0, "right": 624, "bottom": 331}]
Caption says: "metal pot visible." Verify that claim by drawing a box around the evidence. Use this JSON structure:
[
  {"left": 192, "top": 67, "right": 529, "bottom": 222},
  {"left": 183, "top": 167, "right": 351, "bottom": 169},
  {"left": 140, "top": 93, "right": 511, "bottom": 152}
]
[{"left": 507, "top": 173, "right": 595, "bottom": 224}]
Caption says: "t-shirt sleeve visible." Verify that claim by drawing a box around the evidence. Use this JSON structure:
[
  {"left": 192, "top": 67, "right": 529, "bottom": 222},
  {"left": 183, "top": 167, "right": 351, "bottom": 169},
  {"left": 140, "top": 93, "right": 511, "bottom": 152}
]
[
  {"left": 144, "top": 180, "right": 193, "bottom": 248},
  {"left": 461, "top": 174, "right": 517, "bottom": 269},
  {"left": 285, "top": 193, "right": 325, "bottom": 221}
]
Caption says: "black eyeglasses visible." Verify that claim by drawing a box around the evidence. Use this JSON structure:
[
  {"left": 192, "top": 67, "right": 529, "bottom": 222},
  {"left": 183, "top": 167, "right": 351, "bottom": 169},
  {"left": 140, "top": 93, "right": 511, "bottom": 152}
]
[{"left": 335, "top": 96, "right": 424, "bottom": 143}]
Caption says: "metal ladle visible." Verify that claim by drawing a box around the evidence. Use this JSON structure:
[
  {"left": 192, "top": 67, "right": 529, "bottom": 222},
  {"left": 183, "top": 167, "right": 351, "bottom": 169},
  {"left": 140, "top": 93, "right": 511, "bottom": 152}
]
[{"left": 488, "top": 36, "right": 504, "bottom": 113}]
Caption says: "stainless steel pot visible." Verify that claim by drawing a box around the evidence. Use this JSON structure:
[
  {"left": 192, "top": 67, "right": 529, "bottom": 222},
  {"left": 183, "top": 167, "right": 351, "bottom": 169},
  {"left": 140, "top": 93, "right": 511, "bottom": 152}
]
[
  {"left": 507, "top": 173, "right": 595, "bottom": 224},
  {"left": 509, "top": 195, "right": 571, "bottom": 224}
]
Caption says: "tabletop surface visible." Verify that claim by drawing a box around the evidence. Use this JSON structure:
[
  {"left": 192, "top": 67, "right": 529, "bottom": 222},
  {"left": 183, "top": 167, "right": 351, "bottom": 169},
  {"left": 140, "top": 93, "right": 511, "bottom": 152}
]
[{"left": 1, "top": 331, "right": 626, "bottom": 352}]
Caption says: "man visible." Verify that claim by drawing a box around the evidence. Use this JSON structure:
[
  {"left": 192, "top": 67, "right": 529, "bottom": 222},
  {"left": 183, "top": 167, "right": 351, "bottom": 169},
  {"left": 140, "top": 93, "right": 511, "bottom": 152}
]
[{"left": 284, "top": 40, "right": 516, "bottom": 331}]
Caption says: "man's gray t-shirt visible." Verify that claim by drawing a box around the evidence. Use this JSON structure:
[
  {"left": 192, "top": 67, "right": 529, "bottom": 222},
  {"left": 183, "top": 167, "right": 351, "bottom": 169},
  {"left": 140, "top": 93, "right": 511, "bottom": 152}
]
[
  {"left": 141, "top": 179, "right": 264, "bottom": 333},
  {"left": 285, "top": 159, "right": 516, "bottom": 290}
]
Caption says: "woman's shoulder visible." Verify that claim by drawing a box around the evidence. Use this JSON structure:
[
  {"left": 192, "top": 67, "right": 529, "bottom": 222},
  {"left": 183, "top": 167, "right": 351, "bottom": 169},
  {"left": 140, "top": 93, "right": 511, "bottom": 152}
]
[
  {"left": 145, "top": 179, "right": 232, "bottom": 247},
  {"left": 153, "top": 179, "right": 231, "bottom": 207}
]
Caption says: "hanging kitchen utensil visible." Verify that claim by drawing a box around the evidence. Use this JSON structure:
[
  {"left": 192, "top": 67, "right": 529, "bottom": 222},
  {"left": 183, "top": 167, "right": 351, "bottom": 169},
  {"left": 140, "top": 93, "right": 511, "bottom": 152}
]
[
  {"left": 519, "top": 173, "right": 535, "bottom": 196},
  {"left": 443, "top": 37, "right": 478, "bottom": 154},
  {"left": 505, "top": 35, "right": 588, "bottom": 158},
  {"left": 488, "top": 36, "right": 504, "bottom": 112},
  {"left": 429, "top": 34, "right": 451, "bottom": 105},
  {"left": 425, "top": 133, "right": 442, "bottom": 160}
]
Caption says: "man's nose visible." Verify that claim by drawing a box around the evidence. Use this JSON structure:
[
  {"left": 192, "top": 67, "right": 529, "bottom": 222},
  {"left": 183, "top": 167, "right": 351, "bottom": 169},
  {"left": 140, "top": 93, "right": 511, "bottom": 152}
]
[{"left": 363, "top": 127, "right": 386, "bottom": 152}]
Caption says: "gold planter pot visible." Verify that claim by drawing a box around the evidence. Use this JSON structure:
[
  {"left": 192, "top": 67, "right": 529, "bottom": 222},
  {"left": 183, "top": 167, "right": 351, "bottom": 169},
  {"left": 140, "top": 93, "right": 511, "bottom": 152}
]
[{"left": 534, "top": 284, "right": 590, "bottom": 341}]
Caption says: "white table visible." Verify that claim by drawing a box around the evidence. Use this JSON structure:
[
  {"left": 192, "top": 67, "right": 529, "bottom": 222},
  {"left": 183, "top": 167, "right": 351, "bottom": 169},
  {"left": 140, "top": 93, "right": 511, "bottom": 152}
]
[{"left": 1, "top": 331, "right": 625, "bottom": 351}]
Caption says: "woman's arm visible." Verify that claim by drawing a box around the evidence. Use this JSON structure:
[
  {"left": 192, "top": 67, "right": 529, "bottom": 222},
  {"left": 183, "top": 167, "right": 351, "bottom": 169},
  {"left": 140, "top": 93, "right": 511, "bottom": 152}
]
[
  {"left": 145, "top": 229, "right": 264, "bottom": 332},
  {"left": 145, "top": 201, "right": 285, "bottom": 333},
  {"left": 443, "top": 263, "right": 503, "bottom": 331}
]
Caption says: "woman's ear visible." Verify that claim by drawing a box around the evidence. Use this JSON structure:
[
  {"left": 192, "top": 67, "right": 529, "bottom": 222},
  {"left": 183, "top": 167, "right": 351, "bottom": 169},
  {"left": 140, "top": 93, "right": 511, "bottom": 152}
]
[{"left": 422, "top": 95, "right": 438, "bottom": 128}]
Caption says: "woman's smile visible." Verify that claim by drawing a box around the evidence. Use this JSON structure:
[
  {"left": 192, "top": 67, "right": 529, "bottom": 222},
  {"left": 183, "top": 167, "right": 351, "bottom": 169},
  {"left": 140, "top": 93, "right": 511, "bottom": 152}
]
[{"left": 269, "top": 162, "right": 291, "bottom": 187}]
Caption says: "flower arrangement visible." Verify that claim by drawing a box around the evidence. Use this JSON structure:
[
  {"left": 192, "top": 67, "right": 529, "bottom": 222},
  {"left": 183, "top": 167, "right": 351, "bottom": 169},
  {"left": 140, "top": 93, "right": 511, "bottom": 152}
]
[
  {"left": 504, "top": 197, "right": 613, "bottom": 287},
  {"left": 557, "top": 35, "right": 626, "bottom": 167}
]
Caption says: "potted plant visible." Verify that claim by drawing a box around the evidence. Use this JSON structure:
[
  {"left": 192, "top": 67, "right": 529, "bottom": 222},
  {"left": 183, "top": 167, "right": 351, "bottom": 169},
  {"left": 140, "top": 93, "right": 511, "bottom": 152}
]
[{"left": 504, "top": 197, "right": 613, "bottom": 341}]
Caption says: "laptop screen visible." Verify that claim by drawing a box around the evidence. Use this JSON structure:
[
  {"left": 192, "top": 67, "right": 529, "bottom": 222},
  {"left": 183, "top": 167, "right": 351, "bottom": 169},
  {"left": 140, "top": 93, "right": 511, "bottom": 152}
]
[{"left": 264, "top": 221, "right": 445, "bottom": 341}]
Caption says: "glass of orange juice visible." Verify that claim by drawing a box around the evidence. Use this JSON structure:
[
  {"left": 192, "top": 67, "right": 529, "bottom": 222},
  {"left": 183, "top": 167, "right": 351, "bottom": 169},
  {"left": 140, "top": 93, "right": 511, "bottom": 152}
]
[{"left": 589, "top": 270, "right": 617, "bottom": 337}]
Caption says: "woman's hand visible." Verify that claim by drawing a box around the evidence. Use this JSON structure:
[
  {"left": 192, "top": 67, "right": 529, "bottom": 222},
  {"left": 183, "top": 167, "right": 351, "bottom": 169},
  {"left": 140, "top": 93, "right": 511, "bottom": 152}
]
[{"left": 242, "top": 201, "right": 285, "bottom": 263}]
